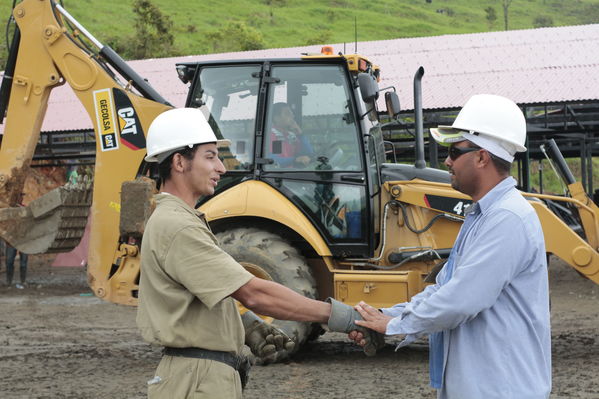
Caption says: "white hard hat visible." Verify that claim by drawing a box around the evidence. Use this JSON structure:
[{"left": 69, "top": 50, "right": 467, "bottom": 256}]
[
  {"left": 430, "top": 94, "right": 526, "bottom": 162},
  {"left": 145, "top": 108, "right": 230, "bottom": 163}
]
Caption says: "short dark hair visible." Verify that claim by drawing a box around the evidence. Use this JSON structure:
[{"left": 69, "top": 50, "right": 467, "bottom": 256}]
[
  {"left": 157, "top": 145, "right": 200, "bottom": 182},
  {"left": 464, "top": 140, "right": 511, "bottom": 174},
  {"left": 489, "top": 152, "right": 512, "bottom": 174}
]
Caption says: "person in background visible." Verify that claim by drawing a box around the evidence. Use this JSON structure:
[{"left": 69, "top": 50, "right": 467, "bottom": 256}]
[
  {"left": 268, "top": 102, "right": 313, "bottom": 168},
  {"left": 6, "top": 193, "right": 28, "bottom": 289},
  {"left": 67, "top": 166, "right": 79, "bottom": 185},
  {"left": 0, "top": 238, "right": 4, "bottom": 272},
  {"left": 349, "top": 94, "right": 551, "bottom": 399}
]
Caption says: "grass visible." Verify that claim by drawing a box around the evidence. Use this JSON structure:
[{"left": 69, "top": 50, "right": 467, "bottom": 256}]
[
  {"left": 2, "top": 0, "right": 599, "bottom": 62},
  {"left": 527, "top": 158, "right": 599, "bottom": 195},
  {"left": 429, "top": 157, "right": 599, "bottom": 195}
]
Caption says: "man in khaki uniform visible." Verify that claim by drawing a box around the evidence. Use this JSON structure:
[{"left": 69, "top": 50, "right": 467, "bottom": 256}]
[
  {"left": 137, "top": 108, "right": 383, "bottom": 399},
  {"left": 137, "top": 191, "right": 255, "bottom": 397}
]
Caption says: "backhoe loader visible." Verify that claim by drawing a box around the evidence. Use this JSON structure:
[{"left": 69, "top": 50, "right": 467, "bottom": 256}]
[{"left": 1, "top": 0, "right": 598, "bottom": 354}]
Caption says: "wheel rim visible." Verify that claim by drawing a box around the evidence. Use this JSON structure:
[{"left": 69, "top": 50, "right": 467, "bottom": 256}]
[{"left": 237, "top": 262, "right": 275, "bottom": 324}]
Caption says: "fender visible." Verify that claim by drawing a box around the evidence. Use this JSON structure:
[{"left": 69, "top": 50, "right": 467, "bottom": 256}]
[
  {"left": 200, "top": 180, "right": 332, "bottom": 257},
  {"left": 529, "top": 200, "right": 599, "bottom": 282}
]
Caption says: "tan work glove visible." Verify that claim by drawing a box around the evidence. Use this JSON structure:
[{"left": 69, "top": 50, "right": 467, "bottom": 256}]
[
  {"left": 326, "top": 297, "right": 386, "bottom": 356},
  {"left": 241, "top": 311, "right": 295, "bottom": 364}
]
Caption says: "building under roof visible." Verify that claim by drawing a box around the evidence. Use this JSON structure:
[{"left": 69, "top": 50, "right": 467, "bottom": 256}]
[
  {"left": 2, "top": 23, "right": 598, "bottom": 129},
  {"left": 1, "top": 23, "right": 599, "bottom": 189}
]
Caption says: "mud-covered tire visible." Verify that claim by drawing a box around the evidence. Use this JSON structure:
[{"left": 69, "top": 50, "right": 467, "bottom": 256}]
[{"left": 216, "top": 227, "right": 318, "bottom": 353}]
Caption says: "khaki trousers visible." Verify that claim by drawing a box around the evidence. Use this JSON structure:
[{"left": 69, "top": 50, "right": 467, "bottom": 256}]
[{"left": 147, "top": 354, "right": 242, "bottom": 399}]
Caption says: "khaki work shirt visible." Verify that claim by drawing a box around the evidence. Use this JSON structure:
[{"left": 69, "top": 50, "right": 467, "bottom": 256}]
[{"left": 136, "top": 194, "right": 253, "bottom": 354}]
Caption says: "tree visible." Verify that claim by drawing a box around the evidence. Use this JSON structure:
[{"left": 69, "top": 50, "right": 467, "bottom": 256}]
[
  {"left": 0, "top": 41, "right": 7, "bottom": 71},
  {"left": 206, "top": 21, "right": 265, "bottom": 53},
  {"left": 485, "top": 6, "right": 497, "bottom": 28},
  {"left": 106, "top": 0, "right": 176, "bottom": 59},
  {"left": 0, "top": 20, "right": 17, "bottom": 73},
  {"left": 130, "top": 0, "right": 175, "bottom": 59},
  {"left": 533, "top": 16, "right": 554, "bottom": 28},
  {"left": 305, "top": 30, "right": 332, "bottom": 46},
  {"left": 502, "top": 0, "right": 513, "bottom": 31}
]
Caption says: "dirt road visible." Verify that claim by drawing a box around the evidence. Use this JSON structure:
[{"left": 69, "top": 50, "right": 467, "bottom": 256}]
[{"left": 0, "top": 256, "right": 597, "bottom": 398}]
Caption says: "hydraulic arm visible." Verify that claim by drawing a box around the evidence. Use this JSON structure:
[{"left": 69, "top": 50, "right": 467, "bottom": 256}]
[{"left": 0, "top": 0, "right": 170, "bottom": 302}]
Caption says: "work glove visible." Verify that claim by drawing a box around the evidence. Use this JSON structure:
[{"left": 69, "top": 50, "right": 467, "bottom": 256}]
[
  {"left": 326, "top": 297, "right": 386, "bottom": 356},
  {"left": 241, "top": 310, "right": 295, "bottom": 365}
]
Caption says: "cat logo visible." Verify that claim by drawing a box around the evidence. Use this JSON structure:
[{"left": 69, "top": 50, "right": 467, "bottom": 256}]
[
  {"left": 93, "top": 88, "right": 119, "bottom": 151},
  {"left": 114, "top": 89, "right": 146, "bottom": 150},
  {"left": 118, "top": 107, "right": 138, "bottom": 136}
]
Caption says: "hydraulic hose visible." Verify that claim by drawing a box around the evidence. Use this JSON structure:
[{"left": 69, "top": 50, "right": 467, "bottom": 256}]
[
  {"left": 394, "top": 200, "right": 462, "bottom": 234},
  {"left": 345, "top": 200, "right": 461, "bottom": 269}
]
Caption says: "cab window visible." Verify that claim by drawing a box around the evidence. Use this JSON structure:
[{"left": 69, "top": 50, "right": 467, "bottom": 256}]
[
  {"left": 192, "top": 65, "right": 261, "bottom": 171},
  {"left": 263, "top": 65, "right": 362, "bottom": 172}
]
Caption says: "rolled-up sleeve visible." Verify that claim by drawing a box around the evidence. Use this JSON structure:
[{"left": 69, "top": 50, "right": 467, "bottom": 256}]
[{"left": 166, "top": 225, "right": 254, "bottom": 309}]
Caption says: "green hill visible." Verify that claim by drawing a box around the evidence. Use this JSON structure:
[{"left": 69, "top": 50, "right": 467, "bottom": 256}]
[{"left": 2, "top": 0, "right": 599, "bottom": 64}]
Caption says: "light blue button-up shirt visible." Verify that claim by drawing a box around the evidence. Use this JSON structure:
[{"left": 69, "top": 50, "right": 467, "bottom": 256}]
[{"left": 383, "top": 177, "right": 551, "bottom": 399}]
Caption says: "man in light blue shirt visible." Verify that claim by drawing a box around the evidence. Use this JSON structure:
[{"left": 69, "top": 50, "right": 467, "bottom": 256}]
[{"left": 351, "top": 94, "right": 551, "bottom": 399}]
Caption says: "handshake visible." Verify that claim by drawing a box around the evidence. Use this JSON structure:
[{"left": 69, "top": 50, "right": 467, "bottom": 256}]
[{"left": 242, "top": 298, "right": 387, "bottom": 364}]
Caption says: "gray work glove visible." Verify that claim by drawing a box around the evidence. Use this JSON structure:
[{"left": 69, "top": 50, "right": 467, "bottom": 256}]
[
  {"left": 241, "top": 311, "right": 295, "bottom": 365},
  {"left": 326, "top": 297, "right": 386, "bottom": 356}
]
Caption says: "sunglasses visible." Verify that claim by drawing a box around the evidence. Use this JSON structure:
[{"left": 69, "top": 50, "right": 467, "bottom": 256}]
[{"left": 448, "top": 145, "right": 481, "bottom": 161}]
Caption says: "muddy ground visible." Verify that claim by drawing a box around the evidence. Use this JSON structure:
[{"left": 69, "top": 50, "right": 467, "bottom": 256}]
[{"left": 0, "top": 256, "right": 597, "bottom": 399}]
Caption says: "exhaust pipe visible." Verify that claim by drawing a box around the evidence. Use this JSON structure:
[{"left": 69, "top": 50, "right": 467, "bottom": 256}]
[{"left": 413, "top": 67, "right": 426, "bottom": 169}]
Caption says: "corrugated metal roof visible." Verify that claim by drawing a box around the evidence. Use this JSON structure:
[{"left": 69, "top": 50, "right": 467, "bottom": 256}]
[
  {"left": 374, "top": 24, "right": 599, "bottom": 110},
  {"left": 1, "top": 23, "right": 598, "bottom": 132}
]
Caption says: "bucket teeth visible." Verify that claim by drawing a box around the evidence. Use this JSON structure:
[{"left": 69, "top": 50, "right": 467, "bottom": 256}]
[{"left": 0, "top": 182, "right": 93, "bottom": 254}]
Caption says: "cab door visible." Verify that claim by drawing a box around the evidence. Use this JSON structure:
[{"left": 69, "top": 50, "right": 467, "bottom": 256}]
[{"left": 259, "top": 62, "right": 372, "bottom": 257}]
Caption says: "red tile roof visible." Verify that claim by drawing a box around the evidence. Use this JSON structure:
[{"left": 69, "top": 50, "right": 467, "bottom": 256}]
[{"left": 2, "top": 24, "right": 598, "bottom": 133}]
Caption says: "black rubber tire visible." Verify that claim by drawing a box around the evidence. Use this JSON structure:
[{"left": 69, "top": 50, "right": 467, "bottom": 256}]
[{"left": 216, "top": 227, "right": 318, "bottom": 353}]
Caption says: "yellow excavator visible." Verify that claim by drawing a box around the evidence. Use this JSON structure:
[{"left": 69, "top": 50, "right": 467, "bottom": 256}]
[{"left": 1, "top": 0, "right": 598, "bottom": 353}]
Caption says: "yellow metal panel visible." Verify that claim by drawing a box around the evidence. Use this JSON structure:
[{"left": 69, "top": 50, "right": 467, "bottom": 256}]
[
  {"left": 200, "top": 180, "right": 332, "bottom": 256},
  {"left": 523, "top": 187, "right": 599, "bottom": 251},
  {"left": 379, "top": 182, "right": 465, "bottom": 258},
  {"left": 530, "top": 201, "right": 599, "bottom": 282},
  {"left": 202, "top": 183, "right": 247, "bottom": 217},
  {"left": 385, "top": 179, "right": 471, "bottom": 208},
  {"left": 333, "top": 272, "right": 416, "bottom": 308}
]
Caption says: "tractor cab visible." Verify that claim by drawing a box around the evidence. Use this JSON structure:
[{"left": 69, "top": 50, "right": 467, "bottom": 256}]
[{"left": 177, "top": 53, "right": 399, "bottom": 258}]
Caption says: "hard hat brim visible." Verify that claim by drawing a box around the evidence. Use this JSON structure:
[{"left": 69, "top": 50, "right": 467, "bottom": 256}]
[
  {"left": 429, "top": 126, "right": 467, "bottom": 147},
  {"left": 144, "top": 138, "right": 232, "bottom": 163}
]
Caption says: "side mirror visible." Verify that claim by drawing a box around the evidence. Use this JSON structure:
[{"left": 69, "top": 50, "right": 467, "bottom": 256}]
[
  {"left": 385, "top": 92, "right": 400, "bottom": 117},
  {"left": 176, "top": 64, "right": 195, "bottom": 84},
  {"left": 357, "top": 73, "right": 379, "bottom": 103}
]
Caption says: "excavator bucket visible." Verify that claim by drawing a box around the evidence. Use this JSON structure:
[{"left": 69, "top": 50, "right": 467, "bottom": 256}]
[{"left": 0, "top": 182, "right": 92, "bottom": 254}]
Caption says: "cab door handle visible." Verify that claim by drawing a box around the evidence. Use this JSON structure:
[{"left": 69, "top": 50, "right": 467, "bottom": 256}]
[{"left": 340, "top": 174, "right": 365, "bottom": 183}]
